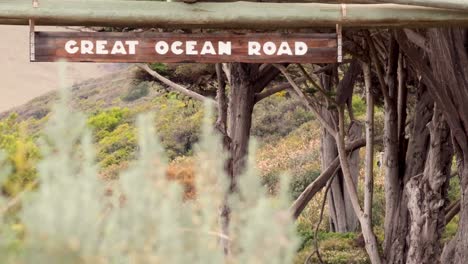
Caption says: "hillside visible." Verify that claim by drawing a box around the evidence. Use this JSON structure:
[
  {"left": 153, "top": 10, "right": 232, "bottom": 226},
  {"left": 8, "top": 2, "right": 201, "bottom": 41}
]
[
  {"left": 0, "top": 63, "right": 376, "bottom": 263},
  {"left": 0, "top": 25, "right": 114, "bottom": 112}
]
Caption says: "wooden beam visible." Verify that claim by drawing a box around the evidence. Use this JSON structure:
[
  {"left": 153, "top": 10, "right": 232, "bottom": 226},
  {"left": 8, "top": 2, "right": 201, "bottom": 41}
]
[
  {"left": 1, "top": 0, "right": 468, "bottom": 28},
  {"left": 373, "top": 0, "right": 468, "bottom": 12},
  {"left": 196, "top": 0, "right": 468, "bottom": 11}
]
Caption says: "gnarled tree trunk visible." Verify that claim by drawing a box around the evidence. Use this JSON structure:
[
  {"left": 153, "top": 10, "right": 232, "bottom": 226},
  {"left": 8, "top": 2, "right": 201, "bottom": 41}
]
[
  {"left": 397, "top": 27, "right": 468, "bottom": 264},
  {"left": 406, "top": 105, "right": 453, "bottom": 264}
]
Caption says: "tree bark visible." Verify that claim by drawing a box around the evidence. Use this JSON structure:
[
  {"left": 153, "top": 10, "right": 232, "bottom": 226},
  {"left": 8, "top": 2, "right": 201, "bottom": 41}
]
[
  {"left": 381, "top": 37, "right": 405, "bottom": 263},
  {"left": 320, "top": 68, "right": 360, "bottom": 233},
  {"left": 406, "top": 105, "right": 453, "bottom": 264},
  {"left": 346, "top": 120, "right": 363, "bottom": 232},
  {"left": 291, "top": 137, "right": 380, "bottom": 219},
  {"left": 363, "top": 61, "right": 374, "bottom": 223},
  {"left": 221, "top": 63, "right": 274, "bottom": 254},
  {"left": 336, "top": 106, "right": 383, "bottom": 264},
  {"left": 227, "top": 63, "right": 258, "bottom": 182},
  {"left": 319, "top": 69, "right": 343, "bottom": 231},
  {"left": 397, "top": 27, "right": 468, "bottom": 264}
]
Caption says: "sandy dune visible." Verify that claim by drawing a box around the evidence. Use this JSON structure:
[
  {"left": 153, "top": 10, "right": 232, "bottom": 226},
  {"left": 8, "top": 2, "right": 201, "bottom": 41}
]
[{"left": 0, "top": 25, "right": 113, "bottom": 112}]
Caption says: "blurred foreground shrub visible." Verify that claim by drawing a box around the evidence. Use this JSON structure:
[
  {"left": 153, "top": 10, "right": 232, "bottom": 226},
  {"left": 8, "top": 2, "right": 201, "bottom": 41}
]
[{"left": 0, "top": 88, "right": 298, "bottom": 263}]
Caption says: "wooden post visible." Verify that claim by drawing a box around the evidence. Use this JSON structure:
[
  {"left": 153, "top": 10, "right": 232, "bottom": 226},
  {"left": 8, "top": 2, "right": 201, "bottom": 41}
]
[{"left": 29, "top": 0, "right": 38, "bottom": 62}]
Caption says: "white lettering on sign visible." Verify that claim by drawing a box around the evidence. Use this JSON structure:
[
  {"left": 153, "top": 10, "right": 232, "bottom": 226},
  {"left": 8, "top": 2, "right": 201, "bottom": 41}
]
[
  {"left": 65, "top": 40, "right": 79, "bottom": 54},
  {"left": 155, "top": 41, "right": 170, "bottom": 55},
  {"left": 152, "top": 41, "right": 233, "bottom": 56},
  {"left": 248, "top": 42, "right": 261, "bottom": 55},
  {"left": 186, "top": 41, "right": 198, "bottom": 55},
  {"left": 218, "top": 42, "right": 231, "bottom": 55},
  {"left": 171, "top": 41, "right": 183, "bottom": 55},
  {"left": 295, "top": 42, "right": 308, "bottom": 55},
  {"left": 96, "top": 40, "right": 108, "bottom": 54},
  {"left": 201, "top": 41, "right": 216, "bottom": 55},
  {"left": 126, "top": 41, "right": 139, "bottom": 54},
  {"left": 63, "top": 39, "right": 310, "bottom": 57},
  {"left": 64, "top": 40, "right": 140, "bottom": 55},
  {"left": 247, "top": 41, "right": 308, "bottom": 56}
]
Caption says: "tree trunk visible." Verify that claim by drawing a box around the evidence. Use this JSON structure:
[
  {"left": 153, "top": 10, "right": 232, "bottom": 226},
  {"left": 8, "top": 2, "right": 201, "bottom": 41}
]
[
  {"left": 397, "top": 27, "right": 468, "bottom": 264},
  {"left": 406, "top": 105, "right": 453, "bottom": 264},
  {"left": 382, "top": 37, "right": 404, "bottom": 263},
  {"left": 363, "top": 61, "right": 374, "bottom": 224},
  {"left": 320, "top": 70, "right": 359, "bottom": 233},
  {"left": 336, "top": 106, "right": 383, "bottom": 264},
  {"left": 425, "top": 28, "right": 468, "bottom": 264},
  {"left": 383, "top": 86, "right": 434, "bottom": 264},
  {"left": 227, "top": 63, "right": 257, "bottom": 182},
  {"left": 346, "top": 121, "right": 363, "bottom": 232},
  {"left": 322, "top": 126, "right": 349, "bottom": 232},
  {"left": 220, "top": 63, "right": 259, "bottom": 254}
]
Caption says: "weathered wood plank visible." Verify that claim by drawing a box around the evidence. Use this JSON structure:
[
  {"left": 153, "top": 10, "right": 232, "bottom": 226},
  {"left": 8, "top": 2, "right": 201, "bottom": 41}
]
[
  {"left": 1, "top": 0, "right": 468, "bottom": 28},
  {"left": 33, "top": 31, "right": 338, "bottom": 63}
]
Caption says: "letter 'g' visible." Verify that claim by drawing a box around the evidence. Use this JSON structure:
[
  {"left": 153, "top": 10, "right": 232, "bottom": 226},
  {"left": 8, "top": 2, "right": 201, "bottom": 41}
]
[{"left": 65, "top": 40, "right": 79, "bottom": 54}]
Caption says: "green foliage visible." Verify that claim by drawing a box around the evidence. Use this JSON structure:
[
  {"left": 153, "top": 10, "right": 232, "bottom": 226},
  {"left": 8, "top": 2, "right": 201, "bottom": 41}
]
[
  {"left": 152, "top": 96, "right": 203, "bottom": 159},
  {"left": 0, "top": 91, "right": 299, "bottom": 263},
  {"left": 262, "top": 169, "right": 320, "bottom": 200},
  {"left": 289, "top": 170, "right": 321, "bottom": 200},
  {"left": 149, "top": 62, "right": 170, "bottom": 75},
  {"left": 0, "top": 114, "right": 39, "bottom": 196},
  {"left": 351, "top": 94, "right": 366, "bottom": 120},
  {"left": 87, "top": 108, "right": 137, "bottom": 167},
  {"left": 87, "top": 107, "right": 129, "bottom": 140},
  {"left": 448, "top": 173, "right": 460, "bottom": 203},
  {"left": 252, "top": 95, "right": 314, "bottom": 142},
  {"left": 294, "top": 228, "right": 369, "bottom": 264},
  {"left": 121, "top": 81, "right": 150, "bottom": 102},
  {"left": 97, "top": 123, "right": 137, "bottom": 167}
]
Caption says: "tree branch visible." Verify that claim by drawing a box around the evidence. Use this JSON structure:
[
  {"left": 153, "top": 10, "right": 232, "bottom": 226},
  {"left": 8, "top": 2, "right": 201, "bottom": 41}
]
[
  {"left": 254, "top": 77, "right": 306, "bottom": 104},
  {"left": 215, "top": 63, "right": 228, "bottom": 134},
  {"left": 273, "top": 64, "right": 337, "bottom": 137},
  {"left": 290, "top": 136, "right": 382, "bottom": 219},
  {"left": 403, "top": 29, "right": 429, "bottom": 53},
  {"left": 365, "top": 31, "right": 390, "bottom": 100},
  {"left": 138, "top": 64, "right": 216, "bottom": 105},
  {"left": 336, "top": 105, "right": 382, "bottom": 264},
  {"left": 446, "top": 199, "right": 461, "bottom": 224},
  {"left": 363, "top": 61, "right": 375, "bottom": 222}
]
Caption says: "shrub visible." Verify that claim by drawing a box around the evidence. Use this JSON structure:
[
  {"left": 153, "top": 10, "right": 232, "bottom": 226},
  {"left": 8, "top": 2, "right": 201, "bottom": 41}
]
[
  {"left": 289, "top": 170, "right": 321, "bottom": 200},
  {"left": 97, "top": 123, "right": 137, "bottom": 167},
  {"left": 252, "top": 95, "right": 314, "bottom": 142},
  {"left": 152, "top": 96, "right": 203, "bottom": 159},
  {"left": 87, "top": 107, "right": 130, "bottom": 140},
  {"left": 0, "top": 115, "right": 39, "bottom": 196},
  {"left": 0, "top": 91, "right": 299, "bottom": 263},
  {"left": 121, "top": 81, "right": 150, "bottom": 102}
]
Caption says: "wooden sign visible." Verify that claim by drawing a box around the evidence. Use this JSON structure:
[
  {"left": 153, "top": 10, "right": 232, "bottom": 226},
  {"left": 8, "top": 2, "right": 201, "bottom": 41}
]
[{"left": 32, "top": 32, "right": 338, "bottom": 63}]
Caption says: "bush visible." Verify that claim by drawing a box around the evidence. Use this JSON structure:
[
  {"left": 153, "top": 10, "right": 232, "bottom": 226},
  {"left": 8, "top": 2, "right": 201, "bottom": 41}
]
[
  {"left": 252, "top": 94, "right": 314, "bottom": 142},
  {"left": 0, "top": 93, "right": 299, "bottom": 263},
  {"left": 121, "top": 81, "right": 150, "bottom": 102},
  {"left": 294, "top": 231, "right": 370, "bottom": 264},
  {"left": 0, "top": 114, "right": 39, "bottom": 196},
  {"left": 97, "top": 123, "right": 137, "bottom": 167},
  {"left": 289, "top": 170, "right": 321, "bottom": 200},
  {"left": 87, "top": 107, "right": 130, "bottom": 140},
  {"left": 152, "top": 96, "right": 203, "bottom": 159},
  {"left": 261, "top": 170, "right": 320, "bottom": 200}
]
